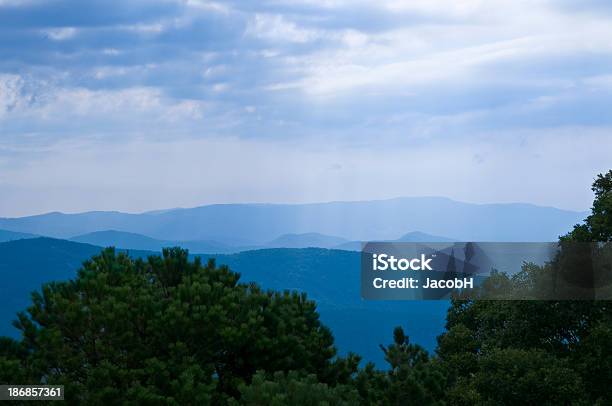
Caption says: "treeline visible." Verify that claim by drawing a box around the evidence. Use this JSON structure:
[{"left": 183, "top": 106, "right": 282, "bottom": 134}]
[{"left": 1, "top": 171, "right": 611, "bottom": 405}]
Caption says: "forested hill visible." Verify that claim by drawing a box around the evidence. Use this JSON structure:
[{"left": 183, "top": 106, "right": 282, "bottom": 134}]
[{"left": 0, "top": 237, "right": 447, "bottom": 367}]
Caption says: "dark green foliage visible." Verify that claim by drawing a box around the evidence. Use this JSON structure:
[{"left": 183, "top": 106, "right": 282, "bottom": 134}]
[
  {"left": 230, "top": 370, "right": 360, "bottom": 405},
  {"left": 437, "top": 295, "right": 607, "bottom": 404},
  {"left": 378, "top": 327, "right": 445, "bottom": 406},
  {"left": 565, "top": 170, "right": 612, "bottom": 242},
  {"left": 0, "top": 337, "right": 30, "bottom": 384},
  {"left": 2, "top": 248, "right": 348, "bottom": 404},
  {"left": 469, "top": 348, "right": 584, "bottom": 405},
  {"left": 437, "top": 260, "right": 611, "bottom": 404},
  {"left": 436, "top": 170, "right": 612, "bottom": 405}
]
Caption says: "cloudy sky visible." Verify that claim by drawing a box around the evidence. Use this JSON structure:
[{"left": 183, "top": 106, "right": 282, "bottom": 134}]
[{"left": 1, "top": 0, "right": 611, "bottom": 216}]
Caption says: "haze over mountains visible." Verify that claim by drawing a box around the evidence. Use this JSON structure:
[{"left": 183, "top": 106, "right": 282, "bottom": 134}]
[
  {"left": 0, "top": 197, "right": 586, "bottom": 246},
  {"left": 70, "top": 230, "right": 352, "bottom": 252},
  {"left": 70, "top": 230, "right": 240, "bottom": 253},
  {"left": 66, "top": 230, "right": 456, "bottom": 253},
  {"left": 0, "top": 196, "right": 589, "bottom": 366}
]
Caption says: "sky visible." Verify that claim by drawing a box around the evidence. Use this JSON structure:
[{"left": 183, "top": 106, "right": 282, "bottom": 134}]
[{"left": 1, "top": 0, "right": 612, "bottom": 217}]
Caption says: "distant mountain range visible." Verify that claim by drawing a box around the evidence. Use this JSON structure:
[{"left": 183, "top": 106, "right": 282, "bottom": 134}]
[
  {"left": 66, "top": 230, "right": 455, "bottom": 253},
  {"left": 265, "top": 232, "right": 348, "bottom": 248},
  {"left": 335, "top": 231, "right": 456, "bottom": 251},
  {"left": 70, "top": 230, "right": 242, "bottom": 254},
  {"left": 70, "top": 230, "right": 351, "bottom": 253},
  {"left": 0, "top": 229, "right": 37, "bottom": 243},
  {"left": 0, "top": 197, "right": 586, "bottom": 244},
  {"left": 11, "top": 229, "right": 456, "bottom": 254},
  {"left": 0, "top": 237, "right": 448, "bottom": 367},
  {"left": 0, "top": 197, "right": 589, "bottom": 367}
]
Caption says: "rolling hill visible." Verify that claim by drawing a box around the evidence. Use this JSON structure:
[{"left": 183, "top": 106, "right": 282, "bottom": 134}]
[
  {"left": 265, "top": 232, "right": 349, "bottom": 248},
  {"left": 69, "top": 229, "right": 455, "bottom": 254},
  {"left": 70, "top": 230, "right": 240, "bottom": 254},
  {"left": 70, "top": 230, "right": 350, "bottom": 253},
  {"left": 0, "top": 229, "right": 38, "bottom": 243},
  {"left": 0, "top": 238, "right": 105, "bottom": 340},
  {"left": 334, "top": 230, "right": 457, "bottom": 251},
  {"left": 0, "top": 237, "right": 447, "bottom": 367}
]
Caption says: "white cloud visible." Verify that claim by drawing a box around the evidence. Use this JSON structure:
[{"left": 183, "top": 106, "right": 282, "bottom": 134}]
[
  {"left": 259, "top": 1, "right": 612, "bottom": 97},
  {"left": 203, "top": 64, "right": 228, "bottom": 78},
  {"left": 42, "top": 27, "right": 78, "bottom": 41},
  {"left": 211, "top": 82, "right": 228, "bottom": 92},
  {"left": 245, "top": 14, "right": 322, "bottom": 43},
  {"left": 0, "top": 76, "right": 209, "bottom": 129},
  {"left": 121, "top": 22, "right": 166, "bottom": 34},
  {"left": 268, "top": 0, "right": 532, "bottom": 19},
  {"left": 183, "top": 0, "right": 232, "bottom": 14},
  {"left": 0, "top": 74, "right": 24, "bottom": 117},
  {"left": 101, "top": 48, "right": 122, "bottom": 56}
]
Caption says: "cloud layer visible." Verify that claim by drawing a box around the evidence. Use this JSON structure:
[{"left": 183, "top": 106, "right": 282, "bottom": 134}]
[{"left": 1, "top": 0, "right": 611, "bottom": 215}]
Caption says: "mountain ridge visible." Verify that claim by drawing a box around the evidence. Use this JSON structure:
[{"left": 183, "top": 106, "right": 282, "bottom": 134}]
[
  {"left": 70, "top": 230, "right": 239, "bottom": 254},
  {"left": 0, "top": 237, "right": 448, "bottom": 367},
  {"left": 0, "top": 229, "right": 38, "bottom": 243},
  {"left": 265, "top": 232, "right": 349, "bottom": 249},
  {"left": 69, "top": 229, "right": 458, "bottom": 253},
  {"left": 0, "top": 196, "right": 586, "bottom": 244},
  {"left": 2, "top": 196, "right": 584, "bottom": 220}
]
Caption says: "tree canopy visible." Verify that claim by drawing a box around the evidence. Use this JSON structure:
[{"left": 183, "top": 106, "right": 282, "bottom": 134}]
[
  {"left": 436, "top": 170, "right": 612, "bottom": 405},
  {"left": 0, "top": 248, "right": 356, "bottom": 404}
]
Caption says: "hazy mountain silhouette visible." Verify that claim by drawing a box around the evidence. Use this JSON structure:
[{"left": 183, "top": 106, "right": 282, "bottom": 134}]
[
  {"left": 70, "top": 230, "right": 242, "bottom": 254},
  {"left": 70, "top": 229, "right": 455, "bottom": 253},
  {"left": 265, "top": 232, "right": 349, "bottom": 248},
  {"left": 395, "top": 231, "right": 457, "bottom": 242},
  {"left": 71, "top": 230, "right": 352, "bottom": 252},
  {"left": 335, "top": 231, "right": 457, "bottom": 251},
  {"left": 0, "top": 229, "right": 38, "bottom": 243},
  {"left": 0, "top": 197, "right": 586, "bottom": 244}
]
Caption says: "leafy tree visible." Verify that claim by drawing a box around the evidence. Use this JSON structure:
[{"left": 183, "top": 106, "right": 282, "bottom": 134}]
[
  {"left": 377, "top": 327, "right": 445, "bottom": 406},
  {"left": 564, "top": 170, "right": 612, "bottom": 242},
  {"left": 230, "top": 370, "right": 360, "bottom": 405},
  {"left": 2, "top": 248, "right": 352, "bottom": 404},
  {"left": 471, "top": 348, "right": 584, "bottom": 405},
  {"left": 437, "top": 170, "right": 612, "bottom": 405},
  {"left": 0, "top": 337, "right": 30, "bottom": 384}
]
